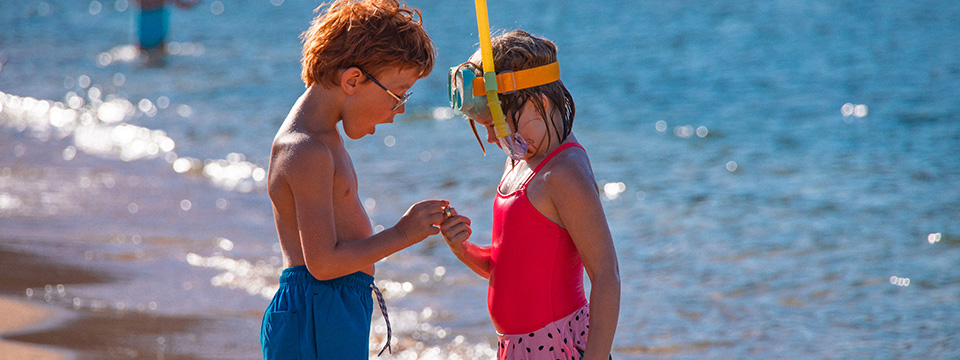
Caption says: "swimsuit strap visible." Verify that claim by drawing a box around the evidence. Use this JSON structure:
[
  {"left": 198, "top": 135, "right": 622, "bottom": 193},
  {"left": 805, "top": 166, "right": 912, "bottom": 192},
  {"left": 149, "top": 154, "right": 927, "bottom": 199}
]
[
  {"left": 370, "top": 283, "right": 392, "bottom": 356},
  {"left": 522, "top": 142, "right": 585, "bottom": 188}
]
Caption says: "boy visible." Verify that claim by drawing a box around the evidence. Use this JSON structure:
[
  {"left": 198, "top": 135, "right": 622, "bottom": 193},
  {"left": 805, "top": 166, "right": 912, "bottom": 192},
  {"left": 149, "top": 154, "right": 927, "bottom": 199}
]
[{"left": 260, "top": 1, "right": 443, "bottom": 359}]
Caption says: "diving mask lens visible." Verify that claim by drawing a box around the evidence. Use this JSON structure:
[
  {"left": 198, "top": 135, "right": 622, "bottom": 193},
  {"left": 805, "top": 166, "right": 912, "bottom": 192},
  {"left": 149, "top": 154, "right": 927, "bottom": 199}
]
[
  {"left": 447, "top": 64, "right": 488, "bottom": 119},
  {"left": 449, "top": 64, "right": 491, "bottom": 155},
  {"left": 447, "top": 62, "right": 531, "bottom": 160}
]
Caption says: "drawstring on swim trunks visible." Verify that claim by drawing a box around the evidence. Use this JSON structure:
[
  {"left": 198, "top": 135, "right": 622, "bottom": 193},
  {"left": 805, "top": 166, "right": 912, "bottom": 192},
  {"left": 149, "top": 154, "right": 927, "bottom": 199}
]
[{"left": 370, "top": 283, "right": 393, "bottom": 356}]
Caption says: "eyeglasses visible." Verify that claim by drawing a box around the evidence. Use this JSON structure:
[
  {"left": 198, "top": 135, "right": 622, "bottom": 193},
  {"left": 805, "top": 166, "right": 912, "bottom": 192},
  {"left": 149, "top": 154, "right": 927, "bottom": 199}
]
[{"left": 358, "top": 68, "right": 411, "bottom": 112}]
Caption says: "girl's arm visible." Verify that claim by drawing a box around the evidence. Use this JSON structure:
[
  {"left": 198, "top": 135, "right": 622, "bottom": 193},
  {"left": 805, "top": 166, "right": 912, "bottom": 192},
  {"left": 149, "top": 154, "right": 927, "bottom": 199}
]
[
  {"left": 440, "top": 209, "right": 492, "bottom": 279},
  {"left": 549, "top": 155, "right": 621, "bottom": 360}
]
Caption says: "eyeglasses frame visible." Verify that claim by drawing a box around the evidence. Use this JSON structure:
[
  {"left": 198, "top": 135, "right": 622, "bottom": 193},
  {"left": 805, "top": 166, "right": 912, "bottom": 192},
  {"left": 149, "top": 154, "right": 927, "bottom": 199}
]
[{"left": 358, "top": 68, "right": 411, "bottom": 112}]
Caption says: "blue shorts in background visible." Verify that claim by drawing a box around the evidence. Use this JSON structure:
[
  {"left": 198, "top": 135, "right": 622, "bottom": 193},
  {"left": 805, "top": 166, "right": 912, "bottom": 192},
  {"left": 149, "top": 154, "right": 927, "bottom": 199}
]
[
  {"left": 136, "top": 7, "right": 169, "bottom": 50},
  {"left": 261, "top": 266, "right": 374, "bottom": 360}
]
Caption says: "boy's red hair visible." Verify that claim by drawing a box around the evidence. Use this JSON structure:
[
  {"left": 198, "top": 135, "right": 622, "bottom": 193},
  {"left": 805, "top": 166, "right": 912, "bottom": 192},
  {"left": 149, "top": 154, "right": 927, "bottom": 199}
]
[{"left": 300, "top": 0, "right": 436, "bottom": 87}]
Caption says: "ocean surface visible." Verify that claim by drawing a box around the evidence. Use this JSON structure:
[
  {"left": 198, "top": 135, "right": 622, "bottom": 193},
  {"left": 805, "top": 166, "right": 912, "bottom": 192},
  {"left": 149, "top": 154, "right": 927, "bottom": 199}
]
[{"left": 2, "top": 0, "right": 959, "bottom": 358}]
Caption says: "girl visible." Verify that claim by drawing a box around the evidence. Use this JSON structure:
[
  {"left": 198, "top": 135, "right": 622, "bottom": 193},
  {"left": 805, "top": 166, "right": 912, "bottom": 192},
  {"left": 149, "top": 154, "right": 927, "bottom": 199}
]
[{"left": 440, "top": 30, "right": 620, "bottom": 360}]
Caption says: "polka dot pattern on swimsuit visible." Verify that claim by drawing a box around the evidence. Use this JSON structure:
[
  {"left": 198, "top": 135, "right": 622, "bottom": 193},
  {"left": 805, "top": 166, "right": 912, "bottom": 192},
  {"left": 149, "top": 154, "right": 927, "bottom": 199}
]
[{"left": 496, "top": 304, "right": 590, "bottom": 360}]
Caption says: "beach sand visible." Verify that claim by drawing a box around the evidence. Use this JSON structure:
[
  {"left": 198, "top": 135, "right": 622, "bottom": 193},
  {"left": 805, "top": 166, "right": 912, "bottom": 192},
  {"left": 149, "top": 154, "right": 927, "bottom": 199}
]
[
  {"left": 0, "top": 122, "right": 265, "bottom": 359},
  {"left": 0, "top": 247, "right": 230, "bottom": 360},
  {"left": 0, "top": 296, "right": 70, "bottom": 360}
]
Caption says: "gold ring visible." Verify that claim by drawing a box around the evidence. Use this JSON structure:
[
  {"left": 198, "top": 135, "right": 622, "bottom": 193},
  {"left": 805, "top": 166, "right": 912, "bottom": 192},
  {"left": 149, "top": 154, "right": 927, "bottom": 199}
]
[{"left": 443, "top": 206, "right": 454, "bottom": 218}]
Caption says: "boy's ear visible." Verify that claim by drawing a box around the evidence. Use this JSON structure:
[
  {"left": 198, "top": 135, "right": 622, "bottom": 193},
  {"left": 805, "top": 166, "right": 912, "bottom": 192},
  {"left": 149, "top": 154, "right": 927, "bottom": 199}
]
[{"left": 340, "top": 67, "right": 363, "bottom": 95}]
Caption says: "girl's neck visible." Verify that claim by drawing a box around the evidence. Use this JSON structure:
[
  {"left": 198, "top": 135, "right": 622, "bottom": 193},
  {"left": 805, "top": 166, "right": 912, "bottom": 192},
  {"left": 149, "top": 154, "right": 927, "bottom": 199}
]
[{"left": 523, "top": 132, "right": 576, "bottom": 170}]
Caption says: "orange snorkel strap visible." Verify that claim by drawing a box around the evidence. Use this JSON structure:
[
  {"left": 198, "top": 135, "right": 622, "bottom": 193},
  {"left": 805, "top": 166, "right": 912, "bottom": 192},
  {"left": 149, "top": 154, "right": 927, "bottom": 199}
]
[{"left": 470, "top": 62, "right": 561, "bottom": 97}]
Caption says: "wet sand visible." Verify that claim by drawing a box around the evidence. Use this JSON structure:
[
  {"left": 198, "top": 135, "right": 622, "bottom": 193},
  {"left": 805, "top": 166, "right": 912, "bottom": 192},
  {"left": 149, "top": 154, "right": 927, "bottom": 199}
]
[
  {"left": 0, "top": 247, "right": 245, "bottom": 360},
  {"left": 0, "top": 127, "right": 266, "bottom": 360},
  {"left": 0, "top": 296, "right": 69, "bottom": 360}
]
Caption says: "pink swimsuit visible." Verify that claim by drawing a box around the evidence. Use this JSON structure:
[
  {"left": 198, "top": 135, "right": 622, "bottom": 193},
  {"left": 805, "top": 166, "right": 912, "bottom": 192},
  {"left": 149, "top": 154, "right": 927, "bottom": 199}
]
[{"left": 486, "top": 142, "right": 592, "bottom": 359}]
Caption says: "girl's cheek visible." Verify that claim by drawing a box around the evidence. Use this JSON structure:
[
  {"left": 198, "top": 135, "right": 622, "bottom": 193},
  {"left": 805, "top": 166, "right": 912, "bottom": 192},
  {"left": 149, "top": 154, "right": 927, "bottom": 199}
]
[{"left": 518, "top": 117, "right": 548, "bottom": 146}]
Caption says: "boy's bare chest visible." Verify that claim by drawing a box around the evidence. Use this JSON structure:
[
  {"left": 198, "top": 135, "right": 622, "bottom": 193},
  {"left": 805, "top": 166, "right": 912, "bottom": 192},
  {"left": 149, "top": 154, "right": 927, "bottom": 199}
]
[
  {"left": 330, "top": 152, "right": 360, "bottom": 200},
  {"left": 328, "top": 150, "right": 372, "bottom": 238}
]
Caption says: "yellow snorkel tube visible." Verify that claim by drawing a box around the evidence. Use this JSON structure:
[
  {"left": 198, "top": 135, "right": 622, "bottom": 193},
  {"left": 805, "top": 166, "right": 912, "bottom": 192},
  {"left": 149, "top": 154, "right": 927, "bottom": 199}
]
[
  {"left": 472, "top": 0, "right": 530, "bottom": 160},
  {"left": 447, "top": 0, "right": 561, "bottom": 160}
]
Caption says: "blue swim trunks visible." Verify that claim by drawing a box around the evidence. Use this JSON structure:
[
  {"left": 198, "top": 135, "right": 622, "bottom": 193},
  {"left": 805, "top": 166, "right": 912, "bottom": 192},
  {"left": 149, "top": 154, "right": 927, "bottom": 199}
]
[{"left": 261, "top": 266, "right": 390, "bottom": 360}]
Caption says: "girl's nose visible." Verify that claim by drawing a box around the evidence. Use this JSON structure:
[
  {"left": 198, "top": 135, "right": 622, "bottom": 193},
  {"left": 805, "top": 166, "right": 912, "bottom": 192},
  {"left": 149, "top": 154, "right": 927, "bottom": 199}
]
[{"left": 486, "top": 126, "right": 498, "bottom": 143}]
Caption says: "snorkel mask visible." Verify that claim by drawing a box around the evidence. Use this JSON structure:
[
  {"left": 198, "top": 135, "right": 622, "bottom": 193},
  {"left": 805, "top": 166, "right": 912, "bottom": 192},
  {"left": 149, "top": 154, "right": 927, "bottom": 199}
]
[{"left": 447, "top": 0, "right": 562, "bottom": 161}]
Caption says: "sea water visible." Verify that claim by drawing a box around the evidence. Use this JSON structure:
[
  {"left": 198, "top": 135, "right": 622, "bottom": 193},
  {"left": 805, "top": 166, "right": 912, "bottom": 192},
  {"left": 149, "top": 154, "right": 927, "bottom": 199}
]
[{"left": 1, "top": 0, "right": 959, "bottom": 358}]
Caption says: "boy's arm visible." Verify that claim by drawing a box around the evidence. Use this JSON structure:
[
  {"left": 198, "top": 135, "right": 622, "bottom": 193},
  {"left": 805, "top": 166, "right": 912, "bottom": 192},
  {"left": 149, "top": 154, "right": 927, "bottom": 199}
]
[
  {"left": 288, "top": 143, "right": 446, "bottom": 280},
  {"left": 440, "top": 211, "right": 492, "bottom": 279},
  {"left": 549, "top": 158, "right": 621, "bottom": 360}
]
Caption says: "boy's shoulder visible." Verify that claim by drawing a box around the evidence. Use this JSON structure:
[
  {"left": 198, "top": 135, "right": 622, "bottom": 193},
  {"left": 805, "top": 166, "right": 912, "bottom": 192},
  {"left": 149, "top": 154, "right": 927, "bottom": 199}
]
[{"left": 271, "top": 131, "right": 337, "bottom": 177}]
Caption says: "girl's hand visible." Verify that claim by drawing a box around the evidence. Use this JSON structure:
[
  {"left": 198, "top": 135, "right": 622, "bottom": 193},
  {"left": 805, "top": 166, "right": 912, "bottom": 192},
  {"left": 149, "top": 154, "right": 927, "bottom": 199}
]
[
  {"left": 439, "top": 207, "right": 472, "bottom": 254},
  {"left": 395, "top": 200, "right": 449, "bottom": 245}
]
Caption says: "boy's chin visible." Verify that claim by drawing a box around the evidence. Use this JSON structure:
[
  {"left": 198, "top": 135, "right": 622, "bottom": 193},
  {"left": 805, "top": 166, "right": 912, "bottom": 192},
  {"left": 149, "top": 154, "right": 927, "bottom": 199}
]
[{"left": 343, "top": 128, "right": 372, "bottom": 140}]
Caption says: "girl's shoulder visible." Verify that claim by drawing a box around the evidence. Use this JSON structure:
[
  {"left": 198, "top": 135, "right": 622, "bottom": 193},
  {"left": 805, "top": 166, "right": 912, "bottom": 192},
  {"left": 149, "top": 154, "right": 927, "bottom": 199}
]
[{"left": 540, "top": 144, "right": 597, "bottom": 194}]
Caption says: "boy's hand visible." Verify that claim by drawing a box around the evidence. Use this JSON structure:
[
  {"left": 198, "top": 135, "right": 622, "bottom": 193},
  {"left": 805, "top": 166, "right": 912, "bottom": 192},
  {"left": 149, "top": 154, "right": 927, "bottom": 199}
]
[
  {"left": 395, "top": 200, "right": 449, "bottom": 245},
  {"left": 439, "top": 207, "right": 472, "bottom": 255}
]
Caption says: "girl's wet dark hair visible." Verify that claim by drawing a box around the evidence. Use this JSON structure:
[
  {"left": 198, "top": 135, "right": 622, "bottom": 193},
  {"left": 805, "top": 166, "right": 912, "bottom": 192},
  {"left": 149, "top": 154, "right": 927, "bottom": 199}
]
[{"left": 466, "top": 30, "right": 575, "bottom": 151}]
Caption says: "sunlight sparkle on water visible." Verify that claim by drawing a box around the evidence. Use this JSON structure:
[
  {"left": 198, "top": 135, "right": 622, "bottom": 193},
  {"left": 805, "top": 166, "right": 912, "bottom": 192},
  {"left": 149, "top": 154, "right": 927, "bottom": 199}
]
[
  {"left": 186, "top": 252, "right": 281, "bottom": 298},
  {"left": 674, "top": 125, "right": 695, "bottom": 138},
  {"left": 62, "top": 146, "right": 77, "bottom": 161},
  {"left": 432, "top": 107, "right": 454, "bottom": 121},
  {"left": 218, "top": 238, "right": 235, "bottom": 251},
  {"left": 655, "top": 120, "right": 667, "bottom": 133},
  {"left": 138, "top": 99, "right": 157, "bottom": 117},
  {"left": 67, "top": 93, "right": 84, "bottom": 109},
  {"left": 200, "top": 155, "right": 266, "bottom": 192},
  {"left": 96, "top": 100, "right": 129, "bottom": 123},
  {"left": 928, "top": 233, "right": 942, "bottom": 244},
  {"left": 603, "top": 182, "right": 626, "bottom": 200},
  {"left": 726, "top": 161, "right": 738, "bottom": 172},
  {"left": 0, "top": 193, "right": 24, "bottom": 210},
  {"left": 210, "top": 1, "right": 224, "bottom": 15},
  {"left": 177, "top": 104, "right": 192, "bottom": 117},
  {"left": 841, "top": 103, "right": 869, "bottom": 122},
  {"left": 77, "top": 75, "right": 91, "bottom": 89},
  {"left": 113, "top": 73, "right": 126, "bottom": 86},
  {"left": 89, "top": 1, "right": 102, "bottom": 15},
  {"left": 172, "top": 157, "right": 196, "bottom": 173},
  {"left": 696, "top": 126, "right": 709, "bottom": 137},
  {"left": 890, "top": 276, "right": 910, "bottom": 287},
  {"left": 433, "top": 266, "right": 446, "bottom": 280}
]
